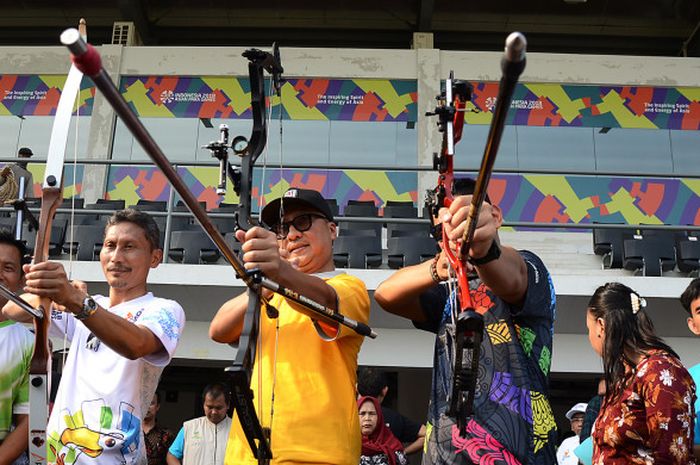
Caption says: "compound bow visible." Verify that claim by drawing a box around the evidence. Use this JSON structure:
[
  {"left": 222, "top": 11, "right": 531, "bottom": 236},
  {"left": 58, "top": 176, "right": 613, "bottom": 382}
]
[
  {"left": 60, "top": 29, "right": 376, "bottom": 465},
  {"left": 425, "top": 32, "right": 527, "bottom": 437}
]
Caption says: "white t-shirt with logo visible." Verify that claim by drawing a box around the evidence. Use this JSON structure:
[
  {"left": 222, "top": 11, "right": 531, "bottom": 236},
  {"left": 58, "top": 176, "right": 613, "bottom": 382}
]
[{"left": 47, "top": 293, "right": 185, "bottom": 465}]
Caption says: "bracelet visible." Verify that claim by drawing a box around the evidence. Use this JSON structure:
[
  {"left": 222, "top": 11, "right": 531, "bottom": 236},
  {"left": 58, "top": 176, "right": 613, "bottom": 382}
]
[{"left": 429, "top": 254, "right": 442, "bottom": 283}]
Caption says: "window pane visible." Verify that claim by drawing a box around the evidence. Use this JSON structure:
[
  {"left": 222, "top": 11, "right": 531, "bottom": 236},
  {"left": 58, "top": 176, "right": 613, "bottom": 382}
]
[
  {"left": 517, "top": 126, "right": 595, "bottom": 172},
  {"left": 0, "top": 116, "right": 22, "bottom": 156},
  {"left": 329, "top": 121, "right": 400, "bottom": 166},
  {"left": 454, "top": 125, "right": 517, "bottom": 170},
  {"left": 670, "top": 130, "right": 700, "bottom": 176},
  {"left": 594, "top": 128, "right": 673, "bottom": 174},
  {"left": 113, "top": 118, "right": 198, "bottom": 162}
]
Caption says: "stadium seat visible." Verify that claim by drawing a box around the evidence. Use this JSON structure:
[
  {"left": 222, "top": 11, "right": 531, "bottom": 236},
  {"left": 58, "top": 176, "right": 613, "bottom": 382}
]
[
  {"left": 592, "top": 227, "right": 635, "bottom": 269},
  {"left": 62, "top": 225, "right": 105, "bottom": 261},
  {"left": 168, "top": 230, "right": 220, "bottom": 264},
  {"left": 333, "top": 235, "right": 382, "bottom": 269},
  {"left": 387, "top": 235, "right": 438, "bottom": 269},
  {"left": 622, "top": 233, "right": 676, "bottom": 276},
  {"left": 22, "top": 220, "right": 67, "bottom": 257},
  {"left": 384, "top": 202, "right": 426, "bottom": 238},
  {"left": 676, "top": 235, "right": 700, "bottom": 275},
  {"left": 339, "top": 202, "right": 381, "bottom": 237}
]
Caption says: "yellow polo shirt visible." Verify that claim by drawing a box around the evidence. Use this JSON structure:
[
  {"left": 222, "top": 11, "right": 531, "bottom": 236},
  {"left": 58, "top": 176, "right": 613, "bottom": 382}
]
[{"left": 224, "top": 272, "right": 370, "bottom": 465}]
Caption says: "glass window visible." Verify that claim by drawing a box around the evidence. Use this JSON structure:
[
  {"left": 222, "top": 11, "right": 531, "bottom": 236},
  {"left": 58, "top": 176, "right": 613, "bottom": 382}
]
[
  {"left": 670, "top": 130, "right": 700, "bottom": 176},
  {"left": 12, "top": 116, "right": 90, "bottom": 160},
  {"left": 329, "top": 121, "right": 405, "bottom": 166},
  {"left": 517, "top": 126, "right": 595, "bottom": 172},
  {"left": 266, "top": 120, "right": 331, "bottom": 165},
  {"left": 593, "top": 128, "right": 673, "bottom": 174},
  {"left": 0, "top": 117, "right": 22, "bottom": 157},
  {"left": 454, "top": 125, "right": 517, "bottom": 170},
  {"left": 113, "top": 118, "right": 198, "bottom": 162}
]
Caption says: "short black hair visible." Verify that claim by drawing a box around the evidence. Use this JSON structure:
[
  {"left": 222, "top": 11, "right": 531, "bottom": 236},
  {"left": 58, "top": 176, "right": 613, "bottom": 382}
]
[
  {"left": 453, "top": 177, "right": 492, "bottom": 204},
  {"left": 202, "top": 383, "right": 231, "bottom": 405},
  {"left": 0, "top": 229, "right": 29, "bottom": 270},
  {"left": 105, "top": 208, "right": 161, "bottom": 251},
  {"left": 680, "top": 278, "right": 700, "bottom": 315},
  {"left": 357, "top": 367, "right": 389, "bottom": 398}
]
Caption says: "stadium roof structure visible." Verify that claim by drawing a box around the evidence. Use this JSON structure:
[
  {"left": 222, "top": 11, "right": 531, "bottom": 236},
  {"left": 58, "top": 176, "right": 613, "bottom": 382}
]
[{"left": 2, "top": 0, "right": 700, "bottom": 57}]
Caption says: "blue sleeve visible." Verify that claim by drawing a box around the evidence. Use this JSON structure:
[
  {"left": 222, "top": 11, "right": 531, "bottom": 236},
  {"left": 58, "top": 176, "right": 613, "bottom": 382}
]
[
  {"left": 690, "top": 364, "right": 700, "bottom": 445},
  {"left": 512, "top": 250, "right": 555, "bottom": 324},
  {"left": 168, "top": 427, "right": 185, "bottom": 459}
]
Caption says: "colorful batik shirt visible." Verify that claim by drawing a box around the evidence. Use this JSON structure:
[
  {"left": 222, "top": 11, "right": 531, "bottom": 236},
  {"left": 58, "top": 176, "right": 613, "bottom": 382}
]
[
  {"left": 416, "top": 250, "right": 557, "bottom": 465},
  {"left": 592, "top": 350, "right": 696, "bottom": 465}
]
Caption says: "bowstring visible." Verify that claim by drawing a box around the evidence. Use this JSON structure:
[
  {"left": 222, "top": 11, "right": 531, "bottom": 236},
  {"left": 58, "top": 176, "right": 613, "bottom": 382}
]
[
  {"left": 255, "top": 60, "right": 283, "bottom": 438},
  {"left": 63, "top": 79, "right": 81, "bottom": 369}
]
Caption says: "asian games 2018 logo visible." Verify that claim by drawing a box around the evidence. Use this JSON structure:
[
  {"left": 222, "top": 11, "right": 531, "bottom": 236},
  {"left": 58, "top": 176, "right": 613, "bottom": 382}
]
[{"left": 159, "top": 90, "right": 174, "bottom": 104}]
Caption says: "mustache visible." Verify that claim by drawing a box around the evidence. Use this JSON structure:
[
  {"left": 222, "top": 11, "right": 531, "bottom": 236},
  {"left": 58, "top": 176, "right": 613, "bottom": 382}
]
[{"left": 107, "top": 267, "right": 130, "bottom": 273}]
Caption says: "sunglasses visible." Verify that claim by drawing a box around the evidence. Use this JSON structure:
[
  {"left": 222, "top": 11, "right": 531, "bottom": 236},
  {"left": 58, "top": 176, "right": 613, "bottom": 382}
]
[{"left": 272, "top": 213, "right": 327, "bottom": 239}]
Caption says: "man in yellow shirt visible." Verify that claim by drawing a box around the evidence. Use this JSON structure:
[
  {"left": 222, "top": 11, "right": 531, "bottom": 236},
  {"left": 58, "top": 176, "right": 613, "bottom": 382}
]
[{"left": 210, "top": 188, "right": 370, "bottom": 465}]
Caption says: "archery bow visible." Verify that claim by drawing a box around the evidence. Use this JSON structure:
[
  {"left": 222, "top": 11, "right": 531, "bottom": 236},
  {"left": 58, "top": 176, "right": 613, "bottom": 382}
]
[
  {"left": 60, "top": 29, "right": 376, "bottom": 464},
  {"left": 27, "top": 19, "right": 86, "bottom": 465},
  {"left": 425, "top": 32, "right": 527, "bottom": 437}
]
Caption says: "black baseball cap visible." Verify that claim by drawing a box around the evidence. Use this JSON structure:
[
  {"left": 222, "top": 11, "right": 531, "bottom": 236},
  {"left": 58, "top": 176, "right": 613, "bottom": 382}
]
[
  {"left": 261, "top": 188, "right": 335, "bottom": 227},
  {"left": 18, "top": 147, "right": 33, "bottom": 157}
]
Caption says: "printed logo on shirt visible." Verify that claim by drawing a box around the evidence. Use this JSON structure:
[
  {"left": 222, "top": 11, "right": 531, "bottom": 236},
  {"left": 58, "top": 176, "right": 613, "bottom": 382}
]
[
  {"left": 48, "top": 400, "right": 141, "bottom": 465},
  {"left": 125, "top": 308, "right": 145, "bottom": 323}
]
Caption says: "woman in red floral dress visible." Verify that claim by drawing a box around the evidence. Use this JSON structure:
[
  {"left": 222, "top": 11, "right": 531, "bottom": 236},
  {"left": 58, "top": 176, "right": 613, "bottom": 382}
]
[{"left": 586, "top": 282, "right": 696, "bottom": 465}]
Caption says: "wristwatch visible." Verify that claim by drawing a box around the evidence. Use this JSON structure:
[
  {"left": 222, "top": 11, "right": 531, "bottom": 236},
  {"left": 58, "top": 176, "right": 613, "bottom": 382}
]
[
  {"left": 467, "top": 240, "right": 501, "bottom": 266},
  {"left": 74, "top": 296, "right": 99, "bottom": 320}
]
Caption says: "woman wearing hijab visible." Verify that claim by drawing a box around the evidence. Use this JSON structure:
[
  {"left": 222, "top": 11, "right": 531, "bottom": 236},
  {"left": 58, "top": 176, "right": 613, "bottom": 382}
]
[
  {"left": 358, "top": 396, "right": 407, "bottom": 465},
  {"left": 586, "top": 282, "right": 696, "bottom": 465}
]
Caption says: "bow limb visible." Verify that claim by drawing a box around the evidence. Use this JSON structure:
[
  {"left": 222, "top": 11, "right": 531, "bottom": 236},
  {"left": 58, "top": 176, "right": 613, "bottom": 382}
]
[{"left": 28, "top": 34, "right": 83, "bottom": 465}]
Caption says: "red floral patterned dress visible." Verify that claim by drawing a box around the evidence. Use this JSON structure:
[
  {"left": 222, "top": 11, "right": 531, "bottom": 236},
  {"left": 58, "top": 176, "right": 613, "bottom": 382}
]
[{"left": 592, "top": 350, "right": 697, "bottom": 465}]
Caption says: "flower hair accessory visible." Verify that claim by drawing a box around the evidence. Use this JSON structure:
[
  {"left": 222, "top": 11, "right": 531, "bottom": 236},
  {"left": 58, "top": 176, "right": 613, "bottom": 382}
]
[{"left": 630, "top": 292, "right": 647, "bottom": 314}]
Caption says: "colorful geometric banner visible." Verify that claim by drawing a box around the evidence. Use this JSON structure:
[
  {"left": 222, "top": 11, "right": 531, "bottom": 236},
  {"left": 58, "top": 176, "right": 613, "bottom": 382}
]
[
  {"left": 465, "top": 82, "right": 700, "bottom": 130},
  {"left": 106, "top": 166, "right": 417, "bottom": 212},
  {"left": 0, "top": 75, "right": 95, "bottom": 116},
  {"left": 105, "top": 166, "right": 700, "bottom": 227},
  {"left": 120, "top": 76, "right": 417, "bottom": 122}
]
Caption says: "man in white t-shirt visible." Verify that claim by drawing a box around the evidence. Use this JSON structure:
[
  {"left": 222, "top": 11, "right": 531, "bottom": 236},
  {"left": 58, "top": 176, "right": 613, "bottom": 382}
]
[
  {"left": 3, "top": 209, "right": 186, "bottom": 465},
  {"left": 557, "top": 402, "right": 587, "bottom": 465},
  {"left": 0, "top": 231, "right": 32, "bottom": 465}
]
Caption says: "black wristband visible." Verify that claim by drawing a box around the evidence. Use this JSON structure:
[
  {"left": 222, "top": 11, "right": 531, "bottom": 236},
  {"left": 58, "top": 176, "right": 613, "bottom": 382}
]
[{"left": 467, "top": 240, "right": 501, "bottom": 266}]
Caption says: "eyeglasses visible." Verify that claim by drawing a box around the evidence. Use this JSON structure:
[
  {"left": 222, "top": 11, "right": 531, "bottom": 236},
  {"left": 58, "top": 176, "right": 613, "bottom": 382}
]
[{"left": 272, "top": 213, "right": 327, "bottom": 239}]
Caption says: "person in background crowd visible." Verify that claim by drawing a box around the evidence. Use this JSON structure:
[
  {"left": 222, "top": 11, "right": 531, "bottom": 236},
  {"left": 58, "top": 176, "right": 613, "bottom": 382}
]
[
  {"left": 0, "top": 232, "right": 31, "bottom": 465},
  {"left": 557, "top": 403, "right": 586, "bottom": 465},
  {"left": 167, "top": 383, "right": 231, "bottom": 465},
  {"left": 9, "top": 147, "right": 33, "bottom": 193},
  {"left": 680, "top": 277, "right": 700, "bottom": 461},
  {"left": 578, "top": 378, "right": 605, "bottom": 442},
  {"left": 358, "top": 396, "right": 407, "bottom": 465},
  {"left": 357, "top": 367, "right": 426, "bottom": 455},
  {"left": 587, "top": 282, "right": 696, "bottom": 465},
  {"left": 144, "top": 391, "right": 175, "bottom": 465}
]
